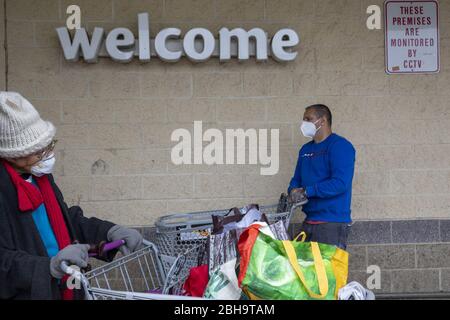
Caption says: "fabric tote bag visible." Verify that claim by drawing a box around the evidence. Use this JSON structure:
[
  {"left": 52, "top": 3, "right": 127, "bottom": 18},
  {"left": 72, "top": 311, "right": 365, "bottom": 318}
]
[{"left": 237, "top": 224, "right": 349, "bottom": 300}]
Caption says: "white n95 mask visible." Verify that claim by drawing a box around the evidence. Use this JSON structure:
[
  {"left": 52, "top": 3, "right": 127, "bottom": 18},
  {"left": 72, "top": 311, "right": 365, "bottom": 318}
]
[
  {"left": 31, "top": 153, "right": 56, "bottom": 177},
  {"left": 300, "top": 120, "right": 321, "bottom": 138}
]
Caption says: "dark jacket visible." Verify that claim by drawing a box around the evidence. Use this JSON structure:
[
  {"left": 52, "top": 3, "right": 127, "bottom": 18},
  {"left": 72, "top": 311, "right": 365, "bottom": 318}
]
[{"left": 0, "top": 163, "right": 116, "bottom": 300}]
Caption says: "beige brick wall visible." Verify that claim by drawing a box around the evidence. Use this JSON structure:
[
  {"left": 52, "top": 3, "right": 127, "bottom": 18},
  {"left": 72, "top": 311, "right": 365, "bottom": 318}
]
[
  {"left": 0, "top": 0, "right": 5, "bottom": 90},
  {"left": 3, "top": 0, "right": 450, "bottom": 225}
]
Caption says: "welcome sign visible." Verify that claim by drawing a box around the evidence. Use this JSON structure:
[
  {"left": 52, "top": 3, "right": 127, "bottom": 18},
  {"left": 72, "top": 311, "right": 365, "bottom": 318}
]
[{"left": 56, "top": 12, "right": 300, "bottom": 63}]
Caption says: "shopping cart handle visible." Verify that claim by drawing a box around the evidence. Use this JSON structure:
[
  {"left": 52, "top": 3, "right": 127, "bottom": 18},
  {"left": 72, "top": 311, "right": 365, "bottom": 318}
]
[
  {"left": 102, "top": 239, "right": 126, "bottom": 252},
  {"left": 60, "top": 261, "right": 92, "bottom": 299},
  {"left": 291, "top": 201, "right": 306, "bottom": 210},
  {"left": 60, "top": 260, "right": 83, "bottom": 278},
  {"left": 89, "top": 239, "right": 126, "bottom": 257},
  {"left": 60, "top": 260, "right": 71, "bottom": 274}
]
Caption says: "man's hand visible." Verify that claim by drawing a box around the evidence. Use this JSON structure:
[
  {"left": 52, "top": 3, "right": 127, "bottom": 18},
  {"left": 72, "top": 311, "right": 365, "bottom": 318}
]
[
  {"left": 107, "top": 225, "right": 143, "bottom": 256},
  {"left": 50, "top": 244, "right": 90, "bottom": 279},
  {"left": 289, "top": 188, "right": 308, "bottom": 205}
]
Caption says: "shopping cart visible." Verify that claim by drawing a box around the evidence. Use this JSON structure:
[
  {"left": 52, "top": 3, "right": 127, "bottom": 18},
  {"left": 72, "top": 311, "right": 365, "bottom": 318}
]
[
  {"left": 161, "top": 244, "right": 208, "bottom": 295},
  {"left": 61, "top": 239, "right": 205, "bottom": 300},
  {"left": 154, "top": 202, "right": 304, "bottom": 272}
]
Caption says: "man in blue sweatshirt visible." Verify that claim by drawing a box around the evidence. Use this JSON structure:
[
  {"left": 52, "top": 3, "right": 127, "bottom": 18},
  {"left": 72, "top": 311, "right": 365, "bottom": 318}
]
[{"left": 288, "top": 104, "right": 355, "bottom": 250}]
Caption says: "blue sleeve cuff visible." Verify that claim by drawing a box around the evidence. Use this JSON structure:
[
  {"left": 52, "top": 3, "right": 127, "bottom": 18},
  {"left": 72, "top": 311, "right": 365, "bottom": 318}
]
[{"left": 305, "top": 185, "right": 316, "bottom": 198}]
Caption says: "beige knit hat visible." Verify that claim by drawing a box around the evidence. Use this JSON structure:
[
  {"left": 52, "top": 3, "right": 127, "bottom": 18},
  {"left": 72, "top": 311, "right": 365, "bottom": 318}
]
[{"left": 0, "top": 91, "right": 56, "bottom": 159}]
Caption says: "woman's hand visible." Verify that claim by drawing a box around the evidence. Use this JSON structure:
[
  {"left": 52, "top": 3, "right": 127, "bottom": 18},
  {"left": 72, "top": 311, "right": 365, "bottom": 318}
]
[{"left": 107, "top": 225, "right": 143, "bottom": 256}]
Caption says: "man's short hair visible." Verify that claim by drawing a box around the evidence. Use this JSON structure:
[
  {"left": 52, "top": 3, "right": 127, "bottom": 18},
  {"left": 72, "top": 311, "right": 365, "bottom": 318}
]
[{"left": 305, "top": 104, "right": 332, "bottom": 126}]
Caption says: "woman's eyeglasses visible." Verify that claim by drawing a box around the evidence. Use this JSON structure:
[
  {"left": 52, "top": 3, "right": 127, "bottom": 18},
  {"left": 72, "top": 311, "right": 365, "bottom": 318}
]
[{"left": 33, "top": 139, "right": 58, "bottom": 161}]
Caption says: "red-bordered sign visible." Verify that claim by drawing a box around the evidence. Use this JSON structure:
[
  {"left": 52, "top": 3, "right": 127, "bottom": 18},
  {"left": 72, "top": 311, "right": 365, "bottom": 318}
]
[{"left": 385, "top": 0, "right": 440, "bottom": 74}]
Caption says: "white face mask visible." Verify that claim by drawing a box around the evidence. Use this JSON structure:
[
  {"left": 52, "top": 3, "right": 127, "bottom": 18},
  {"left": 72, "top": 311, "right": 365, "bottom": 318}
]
[
  {"left": 300, "top": 119, "right": 322, "bottom": 138},
  {"left": 31, "top": 153, "right": 56, "bottom": 177}
]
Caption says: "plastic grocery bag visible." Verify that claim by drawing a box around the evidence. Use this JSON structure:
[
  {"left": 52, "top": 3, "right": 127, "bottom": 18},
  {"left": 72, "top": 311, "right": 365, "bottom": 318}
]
[
  {"left": 208, "top": 229, "right": 239, "bottom": 274},
  {"left": 183, "top": 264, "right": 209, "bottom": 297},
  {"left": 208, "top": 219, "right": 289, "bottom": 274},
  {"left": 203, "top": 258, "right": 242, "bottom": 300},
  {"left": 205, "top": 220, "right": 289, "bottom": 300},
  {"left": 238, "top": 224, "right": 349, "bottom": 300},
  {"left": 212, "top": 205, "right": 261, "bottom": 235}
]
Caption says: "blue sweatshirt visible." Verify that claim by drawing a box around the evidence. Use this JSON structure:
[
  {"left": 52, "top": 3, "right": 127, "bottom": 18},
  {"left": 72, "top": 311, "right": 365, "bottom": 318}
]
[{"left": 288, "top": 133, "right": 356, "bottom": 223}]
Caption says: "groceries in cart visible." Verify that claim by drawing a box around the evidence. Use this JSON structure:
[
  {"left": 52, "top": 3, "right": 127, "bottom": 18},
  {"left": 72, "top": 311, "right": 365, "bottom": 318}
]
[
  {"left": 153, "top": 202, "right": 298, "bottom": 267},
  {"left": 156, "top": 201, "right": 351, "bottom": 300},
  {"left": 62, "top": 198, "right": 353, "bottom": 300},
  {"left": 151, "top": 200, "right": 350, "bottom": 300},
  {"left": 238, "top": 224, "right": 349, "bottom": 300},
  {"left": 338, "top": 281, "right": 375, "bottom": 300}
]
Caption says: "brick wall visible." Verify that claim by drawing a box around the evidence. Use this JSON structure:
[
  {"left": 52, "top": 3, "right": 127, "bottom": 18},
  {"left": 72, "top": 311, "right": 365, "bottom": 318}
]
[
  {"left": 1, "top": 1, "right": 450, "bottom": 295},
  {"left": 3, "top": 0, "right": 449, "bottom": 225},
  {"left": 290, "top": 220, "right": 450, "bottom": 294},
  {"left": 0, "top": 0, "right": 5, "bottom": 90}
]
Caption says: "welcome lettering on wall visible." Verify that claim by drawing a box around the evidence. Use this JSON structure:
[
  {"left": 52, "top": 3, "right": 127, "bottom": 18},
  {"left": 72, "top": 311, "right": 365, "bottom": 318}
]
[{"left": 56, "top": 12, "right": 300, "bottom": 64}]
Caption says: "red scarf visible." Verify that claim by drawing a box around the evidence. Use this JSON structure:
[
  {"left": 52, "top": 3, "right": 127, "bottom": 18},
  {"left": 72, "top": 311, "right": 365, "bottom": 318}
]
[{"left": 2, "top": 160, "right": 74, "bottom": 300}]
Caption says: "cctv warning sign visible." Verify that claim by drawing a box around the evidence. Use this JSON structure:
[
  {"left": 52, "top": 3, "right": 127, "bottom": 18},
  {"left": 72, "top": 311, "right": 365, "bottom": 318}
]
[{"left": 385, "top": 0, "right": 440, "bottom": 74}]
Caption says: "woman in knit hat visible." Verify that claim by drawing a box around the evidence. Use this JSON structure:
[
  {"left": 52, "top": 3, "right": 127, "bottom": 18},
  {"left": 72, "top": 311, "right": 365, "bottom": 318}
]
[{"left": 0, "top": 92, "right": 143, "bottom": 300}]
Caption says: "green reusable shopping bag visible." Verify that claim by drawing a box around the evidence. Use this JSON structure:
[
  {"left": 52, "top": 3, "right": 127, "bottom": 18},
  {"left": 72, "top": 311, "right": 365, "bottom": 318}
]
[{"left": 237, "top": 224, "right": 349, "bottom": 300}]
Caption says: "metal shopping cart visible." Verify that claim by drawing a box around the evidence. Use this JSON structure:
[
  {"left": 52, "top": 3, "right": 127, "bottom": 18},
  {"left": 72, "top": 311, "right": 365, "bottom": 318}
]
[
  {"left": 154, "top": 202, "right": 304, "bottom": 272},
  {"left": 61, "top": 239, "right": 205, "bottom": 300},
  {"left": 62, "top": 201, "right": 304, "bottom": 299}
]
